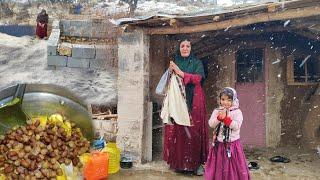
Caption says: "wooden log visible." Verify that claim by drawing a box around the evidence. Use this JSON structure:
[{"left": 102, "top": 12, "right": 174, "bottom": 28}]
[
  {"left": 92, "top": 114, "right": 118, "bottom": 120},
  {"left": 146, "top": 5, "right": 320, "bottom": 35}
]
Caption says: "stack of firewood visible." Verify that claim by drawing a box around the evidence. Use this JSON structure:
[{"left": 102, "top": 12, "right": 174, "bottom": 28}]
[{"left": 91, "top": 108, "right": 117, "bottom": 121}]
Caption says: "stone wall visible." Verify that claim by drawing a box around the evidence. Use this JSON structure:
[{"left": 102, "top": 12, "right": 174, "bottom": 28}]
[
  {"left": 47, "top": 19, "right": 118, "bottom": 69},
  {"left": 60, "top": 19, "right": 117, "bottom": 39}
]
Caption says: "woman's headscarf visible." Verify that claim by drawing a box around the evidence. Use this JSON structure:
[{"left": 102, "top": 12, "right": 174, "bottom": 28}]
[
  {"left": 220, "top": 87, "right": 239, "bottom": 110},
  {"left": 40, "top": 9, "right": 46, "bottom": 15}
]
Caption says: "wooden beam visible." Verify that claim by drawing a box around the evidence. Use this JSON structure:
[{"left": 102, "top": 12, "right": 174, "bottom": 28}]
[
  {"left": 146, "top": 5, "right": 320, "bottom": 35},
  {"left": 193, "top": 26, "right": 295, "bottom": 52},
  {"left": 92, "top": 114, "right": 118, "bottom": 120}
]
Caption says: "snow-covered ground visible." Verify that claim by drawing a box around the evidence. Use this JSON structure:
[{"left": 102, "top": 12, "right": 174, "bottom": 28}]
[
  {"left": 0, "top": 33, "right": 117, "bottom": 106},
  {"left": 93, "top": 0, "right": 281, "bottom": 16}
]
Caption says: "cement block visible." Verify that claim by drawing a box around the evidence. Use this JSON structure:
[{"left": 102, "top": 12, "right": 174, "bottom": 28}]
[
  {"left": 90, "top": 58, "right": 107, "bottom": 69},
  {"left": 92, "top": 19, "right": 103, "bottom": 26},
  {"left": 92, "top": 31, "right": 106, "bottom": 38},
  {"left": 48, "top": 29, "right": 60, "bottom": 43},
  {"left": 95, "top": 45, "right": 109, "bottom": 59},
  {"left": 51, "top": 29, "right": 60, "bottom": 34},
  {"left": 71, "top": 44, "right": 83, "bottom": 58},
  {"left": 73, "top": 28, "right": 82, "bottom": 37},
  {"left": 82, "top": 29, "right": 91, "bottom": 38},
  {"left": 66, "top": 26, "right": 75, "bottom": 36},
  {"left": 52, "top": 20, "right": 60, "bottom": 29},
  {"left": 83, "top": 45, "right": 95, "bottom": 58},
  {"left": 61, "top": 20, "right": 70, "bottom": 28},
  {"left": 67, "top": 57, "right": 90, "bottom": 68},
  {"left": 70, "top": 20, "right": 83, "bottom": 27},
  {"left": 47, "top": 45, "right": 57, "bottom": 56},
  {"left": 72, "top": 44, "right": 95, "bottom": 59},
  {"left": 47, "top": 55, "right": 67, "bottom": 67},
  {"left": 101, "top": 120, "right": 117, "bottom": 133},
  {"left": 92, "top": 120, "right": 102, "bottom": 130},
  {"left": 47, "top": 39, "right": 58, "bottom": 46},
  {"left": 83, "top": 21, "right": 92, "bottom": 30},
  {"left": 92, "top": 24, "right": 103, "bottom": 30}
]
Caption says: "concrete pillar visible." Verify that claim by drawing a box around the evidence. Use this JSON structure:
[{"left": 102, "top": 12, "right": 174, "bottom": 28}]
[{"left": 117, "top": 29, "right": 151, "bottom": 163}]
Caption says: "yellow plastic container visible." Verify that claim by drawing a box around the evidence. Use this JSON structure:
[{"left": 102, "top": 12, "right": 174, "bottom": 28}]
[
  {"left": 0, "top": 174, "right": 5, "bottom": 180},
  {"left": 79, "top": 153, "right": 91, "bottom": 166},
  {"left": 102, "top": 142, "right": 120, "bottom": 174}
]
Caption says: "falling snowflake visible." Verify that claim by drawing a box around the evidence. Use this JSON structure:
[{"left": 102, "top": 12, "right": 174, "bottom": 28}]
[
  {"left": 224, "top": 25, "right": 232, "bottom": 32},
  {"left": 283, "top": 20, "right": 291, "bottom": 27},
  {"left": 296, "top": 134, "right": 302, "bottom": 138},
  {"left": 272, "top": 59, "right": 281, "bottom": 64},
  {"left": 299, "top": 55, "right": 311, "bottom": 68}
]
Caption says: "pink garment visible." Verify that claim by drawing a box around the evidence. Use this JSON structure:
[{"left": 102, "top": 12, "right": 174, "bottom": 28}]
[
  {"left": 163, "top": 73, "right": 208, "bottom": 171},
  {"left": 208, "top": 108, "right": 243, "bottom": 142},
  {"left": 204, "top": 140, "right": 251, "bottom": 180}
]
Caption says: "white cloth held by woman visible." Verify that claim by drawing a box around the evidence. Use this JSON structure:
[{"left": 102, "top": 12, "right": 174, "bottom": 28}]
[{"left": 161, "top": 73, "right": 191, "bottom": 126}]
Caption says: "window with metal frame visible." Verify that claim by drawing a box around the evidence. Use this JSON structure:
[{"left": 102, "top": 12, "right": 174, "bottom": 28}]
[{"left": 236, "top": 48, "right": 264, "bottom": 83}]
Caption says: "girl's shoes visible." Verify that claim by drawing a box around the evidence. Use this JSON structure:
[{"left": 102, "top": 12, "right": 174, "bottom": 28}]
[{"left": 194, "top": 165, "right": 204, "bottom": 176}]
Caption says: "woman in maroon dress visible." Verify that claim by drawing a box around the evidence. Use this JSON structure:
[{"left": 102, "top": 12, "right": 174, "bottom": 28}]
[
  {"left": 163, "top": 39, "right": 208, "bottom": 175},
  {"left": 36, "top": 9, "right": 48, "bottom": 39}
]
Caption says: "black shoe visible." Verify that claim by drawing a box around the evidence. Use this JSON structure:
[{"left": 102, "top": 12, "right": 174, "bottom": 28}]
[{"left": 248, "top": 161, "right": 259, "bottom": 170}]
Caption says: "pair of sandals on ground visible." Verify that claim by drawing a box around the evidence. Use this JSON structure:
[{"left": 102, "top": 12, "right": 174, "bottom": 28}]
[
  {"left": 178, "top": 155, "right": 291, "bottom": 175},
  {"left": 248, "top": 155, "right": 290, "bottom": 170}
]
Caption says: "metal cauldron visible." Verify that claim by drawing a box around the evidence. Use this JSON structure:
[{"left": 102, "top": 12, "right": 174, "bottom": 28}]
[{"left": 0, "top": 84, "right": 94, "bottom": 140}]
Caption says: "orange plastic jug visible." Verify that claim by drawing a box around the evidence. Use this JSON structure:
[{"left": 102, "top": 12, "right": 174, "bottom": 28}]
[{"left": 83, "top": 151, "right": 109, "bottom": 180}]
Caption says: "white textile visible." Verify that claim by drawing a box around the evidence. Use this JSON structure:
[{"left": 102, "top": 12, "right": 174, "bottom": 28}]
[{"left": 160, "top": 73, "right": 191, "bottom": 126}]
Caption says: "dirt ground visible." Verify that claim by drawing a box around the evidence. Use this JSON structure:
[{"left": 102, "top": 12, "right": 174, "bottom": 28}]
[{"left": 109, "top": 146, "right": 320, "bottom": 180}]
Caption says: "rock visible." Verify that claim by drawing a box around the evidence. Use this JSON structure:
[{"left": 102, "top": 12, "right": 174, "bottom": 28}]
[{"left": 58, "top": 42, "right": 73, "bottom": 56}]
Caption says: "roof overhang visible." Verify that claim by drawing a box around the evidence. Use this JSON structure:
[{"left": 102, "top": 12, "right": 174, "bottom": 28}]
[{"left": 116, "top": 0, "right": 320, "bottom": 35}]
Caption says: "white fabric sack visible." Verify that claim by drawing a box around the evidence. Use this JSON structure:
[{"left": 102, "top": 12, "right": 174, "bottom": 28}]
[
  {"left": 156, "top": 69, "right": 170, "bottom": 95},
  {"left": 160, "top": 73, "right": 191, "bottom": 126}
]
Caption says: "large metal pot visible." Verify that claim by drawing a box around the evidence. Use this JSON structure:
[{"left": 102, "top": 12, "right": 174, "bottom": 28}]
[{"left": 0, "top": 84, "right": 94, "bottom": 140}]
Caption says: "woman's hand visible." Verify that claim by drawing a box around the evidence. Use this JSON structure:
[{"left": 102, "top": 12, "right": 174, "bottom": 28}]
[{"left": 170, "top": 61, "right": 184, "bottom": 78}]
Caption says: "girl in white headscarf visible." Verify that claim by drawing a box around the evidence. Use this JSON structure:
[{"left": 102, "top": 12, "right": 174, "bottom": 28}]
[{"left": 204, "top": 87, "right": 250, "bottom": 180}]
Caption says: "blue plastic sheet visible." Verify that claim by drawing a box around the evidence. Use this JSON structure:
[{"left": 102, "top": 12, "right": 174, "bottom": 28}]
[{"left": 156, "top": 69, "right": 170, "bottom": 95}]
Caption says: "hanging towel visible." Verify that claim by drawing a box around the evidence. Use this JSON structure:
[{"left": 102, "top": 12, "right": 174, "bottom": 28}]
[{"left": 160, "top": 73, "right": 191, "bottom": 126}]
